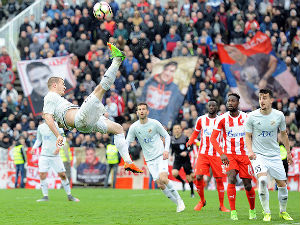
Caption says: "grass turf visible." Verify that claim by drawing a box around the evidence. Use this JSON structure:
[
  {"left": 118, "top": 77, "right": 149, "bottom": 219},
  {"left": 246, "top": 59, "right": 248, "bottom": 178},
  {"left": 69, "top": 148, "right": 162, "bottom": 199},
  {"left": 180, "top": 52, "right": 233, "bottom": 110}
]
[{"left": 0, "top": 188, "right": 299, "bottom": 225}]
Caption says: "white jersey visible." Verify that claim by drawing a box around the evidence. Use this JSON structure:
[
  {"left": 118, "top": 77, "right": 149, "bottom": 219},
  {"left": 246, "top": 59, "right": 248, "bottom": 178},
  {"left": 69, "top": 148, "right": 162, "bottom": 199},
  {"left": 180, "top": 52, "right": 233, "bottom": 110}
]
[
  {"left": 34, "top": 123, "right": 64, "bottom": 156},
  {"left": 126, "top": 118, "right": 170, "bottom": 162},
  {"left": 245, "top": 109, "right": 286, "bottom": 157},
  {"left": 43, "top": 91, "right": 79, "bottom": 129}
]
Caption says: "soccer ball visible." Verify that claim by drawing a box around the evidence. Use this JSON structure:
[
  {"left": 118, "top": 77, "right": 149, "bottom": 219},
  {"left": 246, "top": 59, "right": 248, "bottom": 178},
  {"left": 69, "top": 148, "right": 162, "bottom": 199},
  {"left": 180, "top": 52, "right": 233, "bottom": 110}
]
[{"left": 93, "top": 1, "right": 112, "bottom": 20}]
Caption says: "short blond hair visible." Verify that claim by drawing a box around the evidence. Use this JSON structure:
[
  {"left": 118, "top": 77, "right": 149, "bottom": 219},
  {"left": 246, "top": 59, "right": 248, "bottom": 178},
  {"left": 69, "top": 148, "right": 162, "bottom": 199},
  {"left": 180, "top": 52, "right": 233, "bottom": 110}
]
[{"left": 47, "top": 77, "right": 62, "bottom": 88}]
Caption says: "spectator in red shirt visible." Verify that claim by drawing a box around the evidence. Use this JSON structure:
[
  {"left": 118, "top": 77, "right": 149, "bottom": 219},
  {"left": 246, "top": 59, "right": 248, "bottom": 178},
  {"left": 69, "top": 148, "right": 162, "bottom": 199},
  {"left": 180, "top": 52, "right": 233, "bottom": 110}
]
[{"left": 0, "top": 47, "right": 12, "bottom": 69}]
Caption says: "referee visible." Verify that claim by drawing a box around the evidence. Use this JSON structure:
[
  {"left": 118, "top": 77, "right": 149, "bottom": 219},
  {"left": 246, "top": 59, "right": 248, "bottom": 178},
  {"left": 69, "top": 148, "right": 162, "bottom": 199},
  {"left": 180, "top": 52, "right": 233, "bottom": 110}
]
[{"left": 171, "top": 124, "right": 195, "bottom": 197}]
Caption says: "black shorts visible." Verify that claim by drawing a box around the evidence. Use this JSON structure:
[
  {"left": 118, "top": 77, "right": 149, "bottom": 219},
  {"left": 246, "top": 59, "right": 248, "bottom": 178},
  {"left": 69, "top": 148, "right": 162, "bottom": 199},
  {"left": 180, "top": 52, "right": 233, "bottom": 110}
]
[{"left": 173, "top": 157, "right": 193, "bottom": 175}]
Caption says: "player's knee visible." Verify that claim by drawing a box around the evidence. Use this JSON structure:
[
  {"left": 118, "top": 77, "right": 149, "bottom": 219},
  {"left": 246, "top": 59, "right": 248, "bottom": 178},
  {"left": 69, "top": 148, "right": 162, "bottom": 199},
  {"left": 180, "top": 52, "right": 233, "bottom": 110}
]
[
  {"left": 155, "top": 180, "right": 163, "bottom": 189},
  {"left": 40, "top": 173, "right": 47, "bottom": 180},
  {"left": 172, "top": 169, "right": 179, "bottom": 177},
  {"left": 114, "top": 123, "right": 124, "bottom": 134},
  {"left": 196, "top": 175, "right": 203, "bottom": 180},
  {"left": 59, "top": 173, "right": 67, "bottom": 180},
  {"left": 258, "top": 176, "right": 267, "bottom": 188},
  {"left": 243, "top": 180, "right": 252, "bottom": 191}
]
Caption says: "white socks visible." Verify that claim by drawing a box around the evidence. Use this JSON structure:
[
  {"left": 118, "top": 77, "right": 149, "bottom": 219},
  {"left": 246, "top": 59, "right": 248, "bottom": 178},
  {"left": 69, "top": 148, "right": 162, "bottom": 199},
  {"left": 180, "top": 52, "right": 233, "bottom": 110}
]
[
  {"left": 278, "top": 186, "right": 288, "bottom": 213},
  {"left": 100, "top": 58, "right": 122, "bottom": 90},
  {"left": 162, "top": 186, "right": 178, "bottom": 204},
  {"left": 41, "top": 179, "right": 48, "bottom": 197},
  {"left": 258, "top": 176, "right": 270, "bottom": 213},
  {"left": 114, "top": 133, "right": 132, "bottom": 164},
  {"left": 166, "top": 181, "right": 181, "bottom": 201},
  {"left": 61, "top": 178, "right": 71, "bottom": 195}
]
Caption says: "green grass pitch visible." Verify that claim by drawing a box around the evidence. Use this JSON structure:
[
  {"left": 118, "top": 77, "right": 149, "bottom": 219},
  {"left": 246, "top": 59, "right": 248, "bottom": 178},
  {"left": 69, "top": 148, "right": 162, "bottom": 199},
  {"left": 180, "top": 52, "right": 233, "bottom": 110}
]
[{"left": 0, "top": 188, "right": 299, "bottom": 225}]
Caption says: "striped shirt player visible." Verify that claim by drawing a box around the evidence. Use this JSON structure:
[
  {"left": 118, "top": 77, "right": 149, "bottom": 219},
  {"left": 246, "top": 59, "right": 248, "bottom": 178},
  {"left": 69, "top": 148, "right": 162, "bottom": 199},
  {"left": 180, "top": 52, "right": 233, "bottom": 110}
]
[
  {"left": 126, "top": 103, "right": 185, "bottom": 213},
  {"left": 210, "top": 93, "right": 256, "bottom": 221},
  {"left": 187, "top": 99, "right": 229, "bottom": 212},
  {"left": 212, "top": 111, "right": 253, "bottom": 178},
  {"left": 32, "top": 122, "right": 79, "bottom": 202}
]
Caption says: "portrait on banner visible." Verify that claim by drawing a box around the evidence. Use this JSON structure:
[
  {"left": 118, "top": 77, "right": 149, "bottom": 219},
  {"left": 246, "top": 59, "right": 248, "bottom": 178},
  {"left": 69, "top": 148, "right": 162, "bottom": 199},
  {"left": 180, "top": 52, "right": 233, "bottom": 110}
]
[
  {"left": 140, "top": 57, "right": 197, "bottom": 128},
  {"left": 17, "top": 57, "right": 76, "bottom": 116}
]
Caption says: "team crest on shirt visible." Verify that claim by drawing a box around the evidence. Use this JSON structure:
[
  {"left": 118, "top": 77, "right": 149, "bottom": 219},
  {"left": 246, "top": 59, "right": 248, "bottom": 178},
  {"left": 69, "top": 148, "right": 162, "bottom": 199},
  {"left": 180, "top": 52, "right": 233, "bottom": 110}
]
[
  {"left": 240, "top": 119, "right": 244, "bottom": 124},
  {"left": 271, "top": 120, "right": 276, "bottom": 126},
  {"left": 148, "top": 129, "right": 152, "bottom": 133}
]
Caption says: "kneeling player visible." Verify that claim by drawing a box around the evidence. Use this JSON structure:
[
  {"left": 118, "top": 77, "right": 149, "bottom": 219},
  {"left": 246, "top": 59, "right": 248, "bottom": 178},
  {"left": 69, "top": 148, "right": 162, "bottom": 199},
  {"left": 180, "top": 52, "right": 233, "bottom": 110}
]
[
  {"left": 32, "top": 122, "right": 79, "bottom": 202},
  {"left": 171, "top": 124, "right": 194, "bottom": 197},
  {"left": 187, "top": 99, "right": 229, "bottom": 212},
  {"left": 126, "top": 103, "right": 185, "bottom": 213}
]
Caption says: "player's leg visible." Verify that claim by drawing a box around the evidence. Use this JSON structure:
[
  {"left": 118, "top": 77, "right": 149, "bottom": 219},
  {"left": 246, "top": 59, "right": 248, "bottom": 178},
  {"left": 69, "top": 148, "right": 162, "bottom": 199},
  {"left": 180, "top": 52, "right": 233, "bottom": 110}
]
[
  {"left": 239, "top": 155, "right": 256, "bottom": 220},
  {"left": 193, "top": 154, "right": 209, "bottom": 211},
  {"left": 92, "top": 43, "right": 125, "bottom": 100},
  {"left": 270, "top": 157, "right": 293, "bottom": 221},
  {"left": 37, "top": 172, "right": 49, "bottom": 201},
  {"left": 172, "top": 160, "right": 185, "bottom": 191},
  {"left": 105, "top": 119, "right": 142, "bottom": 173},
  {"left": 37, "top": 156, "right": 49, "bottom": 201},
  {"left": 51, "top": 156, "right": 79, "bottom": 202},
  {"left": 183, "top": 159, "right": 194, "bottom": 197},
  {"left": 227, "top": 169, "right": 237, "bottom": 211},
  {"left": 251, "top": 154, "right": 270, "bottom": 221},
  {"left": 209, "top": 155, "right": 229, "bottom": 212}
]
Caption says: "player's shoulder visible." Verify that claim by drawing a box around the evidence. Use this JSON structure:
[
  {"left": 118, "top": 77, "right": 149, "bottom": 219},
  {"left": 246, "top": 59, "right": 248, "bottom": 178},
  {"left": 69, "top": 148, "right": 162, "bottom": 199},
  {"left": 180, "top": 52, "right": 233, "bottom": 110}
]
[
  {"left": 148, "top": 118, "right": 162, "bottom": 126},
  {"left": 44, "top": 91, "right": 57, "bottom": 101},
  {"left": 271, "top": 108, "right": 284, "bottom": 117},
  {"left": 247, "top": 109, "right": 260, "bottom": 117},
  {"left": 217, "top": 112, "right": 228, "bottom": 120}
]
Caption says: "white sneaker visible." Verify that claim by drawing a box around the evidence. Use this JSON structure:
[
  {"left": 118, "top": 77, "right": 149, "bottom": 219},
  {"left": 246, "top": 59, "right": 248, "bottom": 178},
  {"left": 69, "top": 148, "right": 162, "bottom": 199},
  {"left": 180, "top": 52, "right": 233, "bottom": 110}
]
[{"left": 176, "top": 199, "right": 185, "bottom": 213}]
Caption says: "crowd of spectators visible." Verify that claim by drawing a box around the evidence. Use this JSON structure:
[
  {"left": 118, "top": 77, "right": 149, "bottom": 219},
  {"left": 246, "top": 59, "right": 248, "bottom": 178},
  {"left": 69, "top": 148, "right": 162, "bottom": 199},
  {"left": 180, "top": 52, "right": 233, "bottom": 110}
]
[
  {"left": 1, "top": 0, "right": 300, "bottom": 158},
  {"left": 0, "top": 0, "right": 35, "bottom": 26}
]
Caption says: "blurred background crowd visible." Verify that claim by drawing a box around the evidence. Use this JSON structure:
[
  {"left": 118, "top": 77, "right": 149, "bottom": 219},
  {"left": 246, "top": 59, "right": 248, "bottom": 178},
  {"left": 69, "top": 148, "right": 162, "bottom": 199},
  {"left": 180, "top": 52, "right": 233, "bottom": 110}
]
[{"left": 0, "top": 0, "right": 300, "bottom": 160}]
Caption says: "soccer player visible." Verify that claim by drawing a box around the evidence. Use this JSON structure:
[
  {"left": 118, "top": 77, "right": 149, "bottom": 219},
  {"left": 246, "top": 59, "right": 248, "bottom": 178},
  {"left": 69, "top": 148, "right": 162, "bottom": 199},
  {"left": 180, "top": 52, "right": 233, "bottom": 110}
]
[
  {"left": 126, "top": 103, "right": 185, "bottom": 213},
  {"left": 42, "top": 43, "right": 142, "bottom": 173},
  {"left": 32, "top": 122, "right": 79, "bottom": 202},
  {"left": 187, "top": 99, "right": 229, "bottom": 212},
  {"left": 170, "top": 124, "right": 194, "bottom": 197},
  {"left": 245, "top": 89, "right": 293, "bottom": 221},
  {"left": 211, "top": 93, "right": 256, "bottom": 220}
]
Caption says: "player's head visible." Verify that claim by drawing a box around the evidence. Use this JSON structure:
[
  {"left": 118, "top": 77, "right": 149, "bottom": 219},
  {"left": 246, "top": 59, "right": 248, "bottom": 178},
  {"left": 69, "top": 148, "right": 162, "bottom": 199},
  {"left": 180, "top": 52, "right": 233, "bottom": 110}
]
[
  {"left": 224, "top": 45, "right": 244, "bottom": 62},
  {"left": 161, "top": 61, "right": 177, "bottom": 83},
  {"left": 207, "top": 98, "right": 218, "bottom": 115},
  {"left": 26, "top": 62, "right": 52, "bottom": 96},
  {"left": 136, "top": 102, "right": 149, "bottom": 120},
  {"left": 259, "top": 88, "right": 273, "bottom": 110},
  {"left": 47, "top": 77, "right": 66, "bottom": 96},
  {"left": 226, "top": 93, "right": 240, "bottom": 112},
  {"left": 172, "top": 124, "right": 182, "bottom": 137},
  {"left": 85, "top": 148, "right": 96, "bottom": 165}
]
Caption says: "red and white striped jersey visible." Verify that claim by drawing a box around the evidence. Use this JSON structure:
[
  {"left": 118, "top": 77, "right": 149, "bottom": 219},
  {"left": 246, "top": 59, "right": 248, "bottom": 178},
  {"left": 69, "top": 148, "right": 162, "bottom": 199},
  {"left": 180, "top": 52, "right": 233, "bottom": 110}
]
[
  {"left": 194, "top": 115, "right": 220, "bottom": 156},
  {"left": 213, "top": 111, "right": 248, "bottom": 155}
]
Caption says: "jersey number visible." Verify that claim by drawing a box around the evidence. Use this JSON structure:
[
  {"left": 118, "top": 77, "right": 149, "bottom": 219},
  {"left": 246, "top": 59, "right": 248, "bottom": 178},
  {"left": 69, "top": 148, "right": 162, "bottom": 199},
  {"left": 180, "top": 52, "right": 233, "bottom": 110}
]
[{"left": 254, "top": 165, "right": 261, "bottom": 174}]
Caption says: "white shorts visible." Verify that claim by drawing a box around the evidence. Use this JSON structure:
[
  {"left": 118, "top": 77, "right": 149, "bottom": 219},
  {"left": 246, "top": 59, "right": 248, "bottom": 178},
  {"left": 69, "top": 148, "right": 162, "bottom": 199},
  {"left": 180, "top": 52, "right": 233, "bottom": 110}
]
[
  {"left": 146, "top": 155, "right": 169, "bottom": 181},
  {"left": 74, "top": 94, "right": 107, "bottom": 133},
  {"left": 39, "top": 156, "right": 66, "bottom": 173},
  {"left": 251, "top": 154, "right": 286, "bottom": 180}
]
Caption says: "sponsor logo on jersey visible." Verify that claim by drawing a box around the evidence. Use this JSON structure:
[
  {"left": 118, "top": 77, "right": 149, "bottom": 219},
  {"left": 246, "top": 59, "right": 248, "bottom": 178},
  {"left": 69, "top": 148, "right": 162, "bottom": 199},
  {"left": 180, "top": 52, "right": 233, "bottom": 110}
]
[
  {"left": 227, "top": 130, "right": 245, "bottom": 137},
  {"left": 203, "top": 128, "right": 212, "bottom": 136},
  {"left": 144, "top": 137, "right": 154, "bottom": 143},
  {"left": 258, "top": 131, "right": 273, "bottom": 137}
]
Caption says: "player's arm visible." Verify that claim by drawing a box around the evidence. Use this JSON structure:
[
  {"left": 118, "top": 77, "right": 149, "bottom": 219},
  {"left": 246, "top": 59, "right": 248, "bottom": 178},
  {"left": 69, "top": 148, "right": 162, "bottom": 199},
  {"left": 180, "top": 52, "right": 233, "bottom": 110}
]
[
  {"left": 186, "top": 117, "right": 201, "bottom": 147},
  {"left": 156, "top": 122, "right": 170, "bottom": 160},
  {"left": 44, "top": 113, "right": 64, "bottom": 147},
  {"left": 245, "top": 115, "right": 256, "bottom": 160},
  {"left": 280, "top": 130, "right": 292, "bottom": 164},
  {"left": 259, "top": 54, "right": 277, "bottom": 89},
  {"left": 54, "top": 128, "right": 66, "bottom": 155},
  {"left": 32, "top": 127, "right": 42, "bottom": 153},
  {"left": 125, "top": 126, "right": 136, "bottom": 145},
  {"left": 211, "top": 118, "right": 229, "bottom": 165}
]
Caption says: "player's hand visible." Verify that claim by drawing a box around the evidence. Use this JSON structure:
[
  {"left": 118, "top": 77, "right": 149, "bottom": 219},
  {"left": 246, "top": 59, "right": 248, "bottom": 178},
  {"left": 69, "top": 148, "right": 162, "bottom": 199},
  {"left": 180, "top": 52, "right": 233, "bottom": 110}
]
[
  {"left": 180, "top": 151, "right": 187, "bottom": 157},
  {"left": 220, "top": 154, "right": 229, "bottom": 166},
  {"left": 56, "top": 135, "right": 64, "bottom": 148},
  {"left": 186, "top": 139, "right": 193, "bottom": 148},
  {"left": 54, "top": 147, "right": 60, "bottom": 155},
  {"left": 287, "top": 152, "right": 293, "bottom": 165},
  {"left": 163, "top": 151, "right": 169, "bottom": 160},
  {"left": 30, "top": 148, "right": 35, "bottom": 155},
  {"left": 248, "top": 151, "right": 256, "bottom": 160},
  {"left": 258, "top": 79, "right": 267, "bottom": 89}
]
